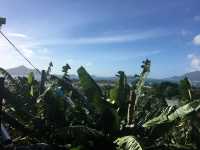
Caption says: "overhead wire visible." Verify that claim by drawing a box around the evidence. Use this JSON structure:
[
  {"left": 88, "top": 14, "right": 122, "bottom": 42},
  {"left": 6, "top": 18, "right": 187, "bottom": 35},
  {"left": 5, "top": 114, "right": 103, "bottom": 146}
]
[{"left": 0, "top": 30, "right": 41, "bottom": 75}]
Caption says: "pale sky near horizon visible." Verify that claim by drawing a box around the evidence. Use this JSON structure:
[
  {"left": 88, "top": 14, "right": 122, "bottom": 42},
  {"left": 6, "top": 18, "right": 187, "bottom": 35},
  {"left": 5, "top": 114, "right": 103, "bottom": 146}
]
[{"left": 0, "top": 0, "right": 200, "bottom": 78}]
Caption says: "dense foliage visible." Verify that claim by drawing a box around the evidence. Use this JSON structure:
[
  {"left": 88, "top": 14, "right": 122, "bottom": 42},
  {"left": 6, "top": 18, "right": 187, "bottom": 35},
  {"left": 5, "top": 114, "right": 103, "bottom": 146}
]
[{"left": 0, "top": 59, "right": 200, "bottom": 150}]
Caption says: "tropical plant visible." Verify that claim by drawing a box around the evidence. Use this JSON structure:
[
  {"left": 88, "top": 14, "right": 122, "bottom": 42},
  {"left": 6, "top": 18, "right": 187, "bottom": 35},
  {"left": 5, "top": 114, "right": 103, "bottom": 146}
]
[{"left": 1, "top": 59, "right": 200, "bottom": 150}]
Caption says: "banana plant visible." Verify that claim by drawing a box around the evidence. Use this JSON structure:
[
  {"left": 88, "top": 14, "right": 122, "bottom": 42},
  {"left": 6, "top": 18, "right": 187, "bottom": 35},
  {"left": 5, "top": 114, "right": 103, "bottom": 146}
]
[
  {"left": 77, "top": 66, "right": 120, "bottom": 133},
  {"left": 127, "top": 59, "right": 151, "bottom": 125},
  {"left": 180, "top": 77, "right": 192, "bottom": 105},
  {"left": 143, "top": 99, "right": 200, "bottom": 128},
  {"left": 134, "top": 59, "right": 151, "bottom": 111},
  {"left": 77, "top": 66, "right": 105, "bottom": 113},
  {"left": 110, "top": 71, "right": 130, "bottom": 118},
  {"left": 1, "top": 59, "right": 200, "bottom": 150},
  {"left": 27, "top": 72, "right": 35, "bottom": 97},
  {"left": 0, "top": 67, "right": 17, "bottom": 86}
]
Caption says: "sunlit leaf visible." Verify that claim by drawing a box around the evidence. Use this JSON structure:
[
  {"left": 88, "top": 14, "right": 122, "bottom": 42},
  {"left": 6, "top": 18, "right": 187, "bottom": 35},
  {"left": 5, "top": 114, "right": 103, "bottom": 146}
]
[{"left": 114, "top": 136, "right": 143, "bottom": 150}]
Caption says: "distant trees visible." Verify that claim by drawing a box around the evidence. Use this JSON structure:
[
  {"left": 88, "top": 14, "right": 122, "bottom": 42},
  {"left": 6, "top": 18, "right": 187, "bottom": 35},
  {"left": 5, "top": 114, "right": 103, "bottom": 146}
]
[{"left": 152, "top": 81, "right": 179, "bottom": 99}]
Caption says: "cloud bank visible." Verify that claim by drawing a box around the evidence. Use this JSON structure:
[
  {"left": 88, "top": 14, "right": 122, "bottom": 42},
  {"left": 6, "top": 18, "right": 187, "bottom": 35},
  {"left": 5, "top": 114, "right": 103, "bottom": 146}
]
[
  {"left": 188, "top": 54, "right": 200, "bottom": 71},
  {"left": 193, "top": 34, "right": 200, "bottom": 46}
]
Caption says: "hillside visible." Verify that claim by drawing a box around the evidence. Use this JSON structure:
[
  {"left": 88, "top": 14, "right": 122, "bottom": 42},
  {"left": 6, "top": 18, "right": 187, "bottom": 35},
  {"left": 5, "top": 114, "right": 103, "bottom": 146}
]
[
  {"left": 166, "top": 71, "right": 200, "bottom": 86},
  {"left": 6, "top": 66, "right": 200, "bottom": 86},
  {"left": 7, "top": 65, "right": 41, "bottom": 80}
]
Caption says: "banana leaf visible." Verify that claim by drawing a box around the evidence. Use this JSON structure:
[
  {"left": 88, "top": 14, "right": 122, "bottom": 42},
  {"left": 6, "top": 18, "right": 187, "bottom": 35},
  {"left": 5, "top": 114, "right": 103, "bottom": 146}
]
[
  {"left": 114, "top": 136, "right": 143, "bottom": 150},
  {"left": 77, "top": 66, "right": 104, "bottom": 112},
  {"left": 143, "top": 99, "right": 200, "bottom": 128},
  {"left": 0, "top": 67, "right": 16, "bottom": 85},
  {"left": 110, "top": 71, "right": 130, "bottom": 118}
]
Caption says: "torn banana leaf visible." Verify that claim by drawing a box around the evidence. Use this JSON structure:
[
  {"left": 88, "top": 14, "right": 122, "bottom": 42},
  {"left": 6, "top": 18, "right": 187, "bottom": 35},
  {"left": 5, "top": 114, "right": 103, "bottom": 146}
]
[{"left": 143, "top": 100, "right": 200, "bottom": 128}]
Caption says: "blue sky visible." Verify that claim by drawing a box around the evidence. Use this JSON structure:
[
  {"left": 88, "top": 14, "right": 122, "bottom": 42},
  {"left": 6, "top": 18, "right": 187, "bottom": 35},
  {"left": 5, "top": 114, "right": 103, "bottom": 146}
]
[{"left": 0, "top": 0, "right": 200, "bottom": 78}]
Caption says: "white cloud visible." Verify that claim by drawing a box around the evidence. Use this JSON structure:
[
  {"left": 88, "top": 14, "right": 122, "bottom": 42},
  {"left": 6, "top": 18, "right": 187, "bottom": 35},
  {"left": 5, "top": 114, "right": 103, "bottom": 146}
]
[
  {"left": 193, "top": 34, "right": 200, "bottom": 46},
  {"left": 21, "top": 48, "right": 34, "bottom": 58},
  {"left": 103, "top": 50, "right": 161, "bottom": 61},
  {"left": 0, "top": 47, "right": 26, "bottom": 69},
  {"left": 39, "top": 48, "right": 49, "bottom": 54},
  {"left": 0, "top": 31, "right": 51, "bottom": 70},
  {"left": 7, "top": 32, "right": 28, "bottom": 38},
  {"left": 72, "top": 32, "right": 155, "bottom": 44},
  {"left": 85, "top": 62, "right": 93, "bottom": 67},
  {"left": 187, "top": 54, "right": 194, "bottom": 59},
  {"left": 0, "top": 41, "right": 9, "bottom": 47},
  {"left": 28, "top": 29, "right": 167, "bottom": 46},
  {"left": 0, "top": 29, "right": 164, "bottom": 74},
  {"left": 194, "top": 16, "right": 200, "bottom": 22},
  {"left": 187, "top": 54, "right": 200, "bottom": 71}
]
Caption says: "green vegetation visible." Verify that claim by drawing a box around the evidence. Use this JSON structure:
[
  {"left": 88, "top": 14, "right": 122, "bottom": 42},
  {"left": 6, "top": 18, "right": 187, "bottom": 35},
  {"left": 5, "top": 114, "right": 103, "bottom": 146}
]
[{"left": 1, "top": 59, "right": 200, "bottom": 150}]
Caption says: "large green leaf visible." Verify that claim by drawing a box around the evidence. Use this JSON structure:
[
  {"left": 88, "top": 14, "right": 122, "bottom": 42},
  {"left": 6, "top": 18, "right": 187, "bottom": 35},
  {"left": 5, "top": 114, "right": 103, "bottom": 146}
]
[
  {"left": 66, "top": 125, "right": 104, "bottom": 139},
  {"left": 36, "top": 86, "right": 52, "bottom": 104},
  {"left": 50, "top": 74, "right": 91, "bottom": 112},
  {"left": 0, "top": 67, "right": 17, "bottom": 89},
  {"left": 143, "top": 99, "right": 200, "bottom": 128},
  {"left": 27, "top": 72, "right": 34, "bottom": 85},
  {"left": 36, "top": 86, "right": 66, "bottom": 125},
  {"left": 114, "top": 136, "right": 143, "bottom": 150},
  {"left": 180, "top": 77, "right": 192, "bottom": 105},
  {"left": 27, "top": 72, "right": 35, "bottom": 96},
  {"left": 2, "top": 111, "right": 33, "bottom": 135},
  {"left": 77, "top": 66, "right": 104, "bottom": 112},
  {"left": 110, "top": 71, "right": 130, "bottom": 117},
  {"left": 3, "top": 86, "right": 38, "bottom": 121},
  {"left": 77, "top": 67, "right": 120, "bottom": 132},
  {"left": 135, "top": 96, "right": 168, "bottom": 126}
]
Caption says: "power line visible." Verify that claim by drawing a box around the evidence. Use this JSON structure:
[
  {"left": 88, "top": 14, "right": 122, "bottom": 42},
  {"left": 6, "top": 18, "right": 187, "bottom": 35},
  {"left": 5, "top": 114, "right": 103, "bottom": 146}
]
[{"left": 0, "top": 31, "right": 41, "bottom": 75}]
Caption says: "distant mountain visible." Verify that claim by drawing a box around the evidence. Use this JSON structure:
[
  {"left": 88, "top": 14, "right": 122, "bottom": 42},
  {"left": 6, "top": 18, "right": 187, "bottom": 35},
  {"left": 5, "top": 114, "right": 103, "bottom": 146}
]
[
  {"left": 6, "top": 66, "right": 200, "bottom": 86},
  {"left": 185, "top": 71, "right": 200, "bottom": 82},
  {"left": 5, "top": 66, "right": 128, "bottom": 82},
  {"left": 7, "top": 65, "right": 41, "bottom": 80},
  {"left": 7, "top": 65, "right": 33, "bottom": 76},
  {"left": 6, "top": 66, "right": 78, "bottom": 81},
  {"left": 166, "top": 71, "right": 200, "bottom": 82},
  {"left": 166, "top": 71, "right": 200, "bottom": 86}
]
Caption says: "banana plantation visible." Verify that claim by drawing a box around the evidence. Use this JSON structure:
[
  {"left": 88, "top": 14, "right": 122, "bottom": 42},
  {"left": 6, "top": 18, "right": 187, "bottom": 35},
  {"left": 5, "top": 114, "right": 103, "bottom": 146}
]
[{"left": 1, "top": 59, "right": 200, "bottom": 150}]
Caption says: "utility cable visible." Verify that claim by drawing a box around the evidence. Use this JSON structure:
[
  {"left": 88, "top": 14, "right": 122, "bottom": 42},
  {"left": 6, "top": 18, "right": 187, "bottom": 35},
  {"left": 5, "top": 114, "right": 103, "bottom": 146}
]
[{"left": 0, "top": 31, "right": 41, "bottom": 75}]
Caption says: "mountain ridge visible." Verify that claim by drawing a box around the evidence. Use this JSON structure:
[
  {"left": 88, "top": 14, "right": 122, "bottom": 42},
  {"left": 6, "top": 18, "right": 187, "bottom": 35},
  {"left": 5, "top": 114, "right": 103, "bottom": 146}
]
[
  {"left": 5, "top": 66, "right": 200, "bottom": 85},
  {"left": 6, "top": 65, "right": 41, "bottom": 80},
  {"left": 165, "top": 71, "right": 200, "bottom": 82}
]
